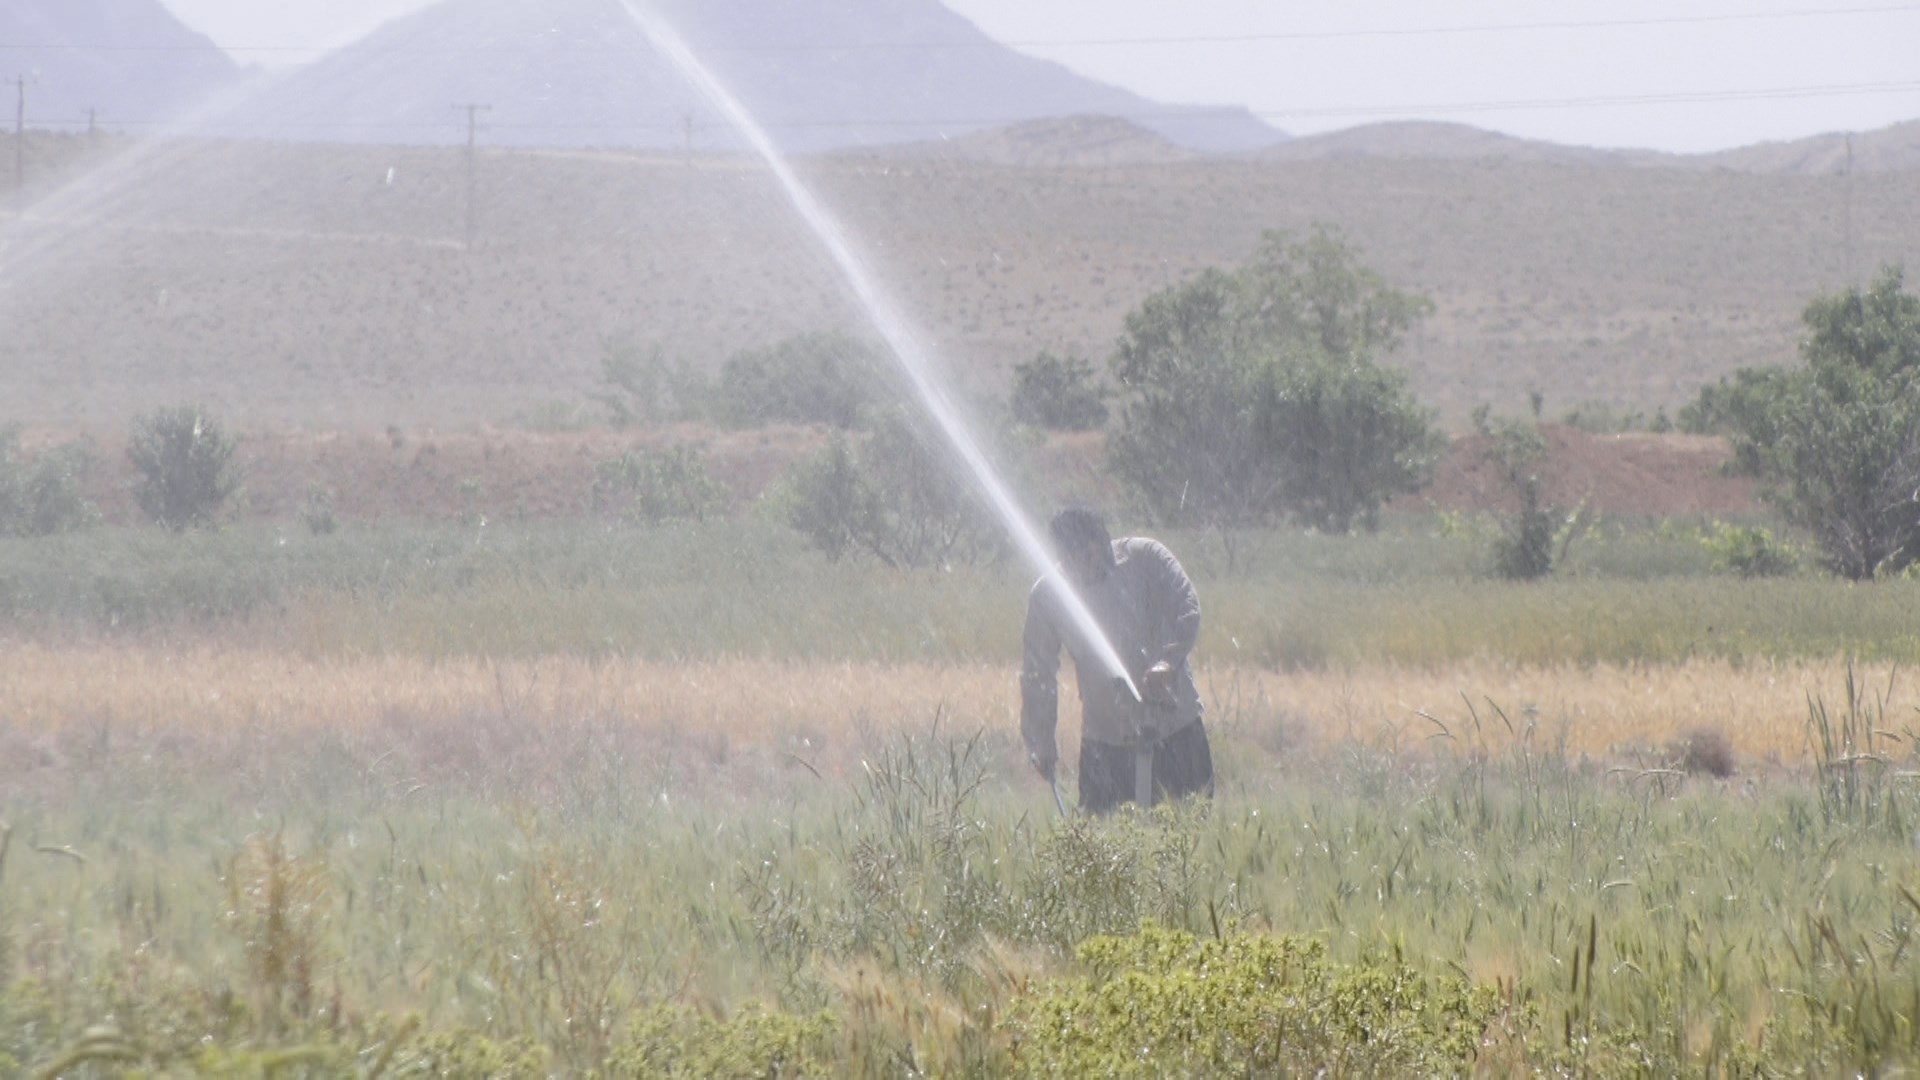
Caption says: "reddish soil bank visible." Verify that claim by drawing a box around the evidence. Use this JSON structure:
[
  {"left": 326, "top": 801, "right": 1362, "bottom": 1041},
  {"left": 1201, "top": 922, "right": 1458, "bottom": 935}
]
[{"left": 47, "top": 422, "right": 1759, "bottom": 527}]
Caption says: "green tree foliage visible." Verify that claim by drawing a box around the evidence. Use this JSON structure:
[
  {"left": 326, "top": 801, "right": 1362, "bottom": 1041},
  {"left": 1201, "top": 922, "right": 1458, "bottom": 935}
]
[
  {"left": 595, "top": 340, "right": 710, "bottom": 428},
  {"left": 0, "top": 427, "right": 97, "bottom": 537},
  {"left": 1009, "top": 351, "right": 1110, "bottom": 431},
  {"left": 1702, "top": 268, "right": 1920, "bottom": 579},
  {"left": 127, "top": 405, "right": 241, "bottom": 531},
  {"left": 1108, "top": 226, "right": 1441, "bottom": 534},
  {"left": 592, "top": 445, "right": 730, "bottom": 524},
  {"left": 784, "top": 410, "right": 1002, "bottom": 568},
  {"left": 715, "top": 332, "right": 877, "bottom": 429}
]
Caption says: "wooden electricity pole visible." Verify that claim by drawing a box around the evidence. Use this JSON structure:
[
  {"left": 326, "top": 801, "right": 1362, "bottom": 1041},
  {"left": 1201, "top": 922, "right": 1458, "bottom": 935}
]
[
  {"left": 455, "top": 102, "right": 490, "bottom": 247},
  {"left": 1843, "top": 133, "right": 1856, "bottom": 283},
  {"left": 12, "top": 75, "right": 26, "bottom": 199}
]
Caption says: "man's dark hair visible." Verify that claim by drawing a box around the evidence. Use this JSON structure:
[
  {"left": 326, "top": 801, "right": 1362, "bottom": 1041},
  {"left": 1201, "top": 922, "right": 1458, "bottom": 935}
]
[{"left": 1049, "top": 506, "right": 1111, "bottom": 552}]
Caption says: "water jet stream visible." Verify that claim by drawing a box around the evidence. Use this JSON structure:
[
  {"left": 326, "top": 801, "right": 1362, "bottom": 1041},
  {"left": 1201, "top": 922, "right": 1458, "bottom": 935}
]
[{"left": 621, "top": 1, "right": 1141, "bottom": 702}]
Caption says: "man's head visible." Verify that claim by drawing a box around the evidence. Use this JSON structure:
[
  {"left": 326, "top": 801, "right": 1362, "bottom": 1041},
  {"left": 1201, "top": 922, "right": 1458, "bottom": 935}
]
[{"left": 1049, "top": 506, "right": 1114, "bottom": 587}]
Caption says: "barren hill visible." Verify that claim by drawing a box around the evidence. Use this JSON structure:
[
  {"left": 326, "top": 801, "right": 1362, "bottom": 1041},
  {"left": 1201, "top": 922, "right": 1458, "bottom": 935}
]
[
  {"left": 1697, "top": 119, "right": 1920, "bottom": 175},
  {"left": 883, "top": 115, "right": 1194, "bottom": 167},
  {"left": 0, "top": 0, "right": 237, "bottom": 131},
  {"left": 205, "top": 0, "right": 1278, "bottom": 154},
  {"left": 2, "top": 132, "right": 1916, "bottom": 435},
  {"left": 1257, "top": 121, "right": 1674, "bottom": 169}
]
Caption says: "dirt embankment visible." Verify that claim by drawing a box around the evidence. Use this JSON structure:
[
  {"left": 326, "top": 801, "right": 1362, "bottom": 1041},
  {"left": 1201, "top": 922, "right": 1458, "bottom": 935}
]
[
  {"left": 47, "top": 422, "right": 1759, "bottom": 526},
  {"left": 1414, "top": 425, "right": 1760, "bottom": 518}
]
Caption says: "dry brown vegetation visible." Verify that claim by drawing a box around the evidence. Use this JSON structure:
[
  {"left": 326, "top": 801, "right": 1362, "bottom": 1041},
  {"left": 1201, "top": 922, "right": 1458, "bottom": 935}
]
[
  {"left": 3, "top": 132, "right": 1916, "bottom": 434},
  {"left": 0, "top": 642, "right": 1867, "bottom": 786}
]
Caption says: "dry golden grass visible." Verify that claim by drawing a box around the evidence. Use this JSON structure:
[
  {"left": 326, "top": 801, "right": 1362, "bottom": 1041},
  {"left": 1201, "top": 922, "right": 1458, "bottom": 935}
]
[{"left": 0, "top": 642, "right": 1882, "bottom": 775}]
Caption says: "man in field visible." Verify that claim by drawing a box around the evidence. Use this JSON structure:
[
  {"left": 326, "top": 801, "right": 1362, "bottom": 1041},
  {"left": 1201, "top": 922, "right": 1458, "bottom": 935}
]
[{"left": 1021, "top": 507, "right": 1212, "bottom": 814}]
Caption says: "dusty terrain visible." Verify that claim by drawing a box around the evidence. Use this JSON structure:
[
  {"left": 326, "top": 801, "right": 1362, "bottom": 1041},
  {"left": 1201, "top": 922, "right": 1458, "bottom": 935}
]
[{"left": 3, "top": 131, "right": 1916, "bottom": 436}]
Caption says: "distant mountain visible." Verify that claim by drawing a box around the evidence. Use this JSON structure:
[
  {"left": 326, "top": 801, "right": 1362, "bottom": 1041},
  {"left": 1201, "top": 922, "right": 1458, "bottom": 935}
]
[
  {"left": 878, "top": 114, "right": 1194, "bottom": 166},
  {"left": 1695, "top": 119, "right": 1920, "bottom": 174},
  {"left": 1255, "top": 121, "right": 1675, "bottom": 169},
  {"left": 205, "top": 0, "right": 1280, "bottom": 154},
  {"left": 0, "top": 0, "right": 238, "bottom": 132}
]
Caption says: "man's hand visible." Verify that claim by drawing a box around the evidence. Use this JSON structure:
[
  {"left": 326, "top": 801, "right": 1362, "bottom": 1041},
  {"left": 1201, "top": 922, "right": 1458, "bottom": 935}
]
[
  {"left": 1029, "top": 750, "right": 1058, "bottom": 783},
  {"left": 1141, "top": 660, "right": 1175, "bottom": 695}
]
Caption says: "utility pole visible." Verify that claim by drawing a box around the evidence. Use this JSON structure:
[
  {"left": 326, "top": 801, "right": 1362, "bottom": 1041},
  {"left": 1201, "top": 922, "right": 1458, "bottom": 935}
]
[
  {"left": 454, "top": 103, "right": 490, "bottom": 248},
  {"left": 682, "top": 112, "right": 698, "bottom": 165},
  {"left": 12, "top": 75, "right": 26, "bottom": 201},
  {"left": 1842, "top": 133, "right": 1855, "bottom": 284},
  {"left": 87, "top": 107, "right": 97, "bottom": 140}
]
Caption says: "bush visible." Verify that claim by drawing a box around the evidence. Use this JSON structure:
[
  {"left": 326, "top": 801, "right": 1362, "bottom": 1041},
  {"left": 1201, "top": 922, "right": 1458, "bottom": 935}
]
[
  {"left": 1108, "top": 226, "right": 1440, "bottom": 536},
  {"left": 1009, "top": 923, "right": 1508, "bottom": 1077},
  {"left": 301, "top": 485, "right": 339, "bottom": 536},
  {"left": 1009, "top": 351, "right": 1109, "bottom": 431},
  {"left": 1700, "top": 522, "right": 1798, "bottom": 578},
  {"left": 595, "top": 340, "right": 710, "bottom": 428},
  {"left": 714, "top": 333, "right": 877, "bottom": 429},
  {"left": 127, "top": 405, "right": 241, "bottom": 531},
  {"left": 0, "top": 427, "right": 97, "bottom": 537},
  {"left": 592, "top": 445, "right": 730, "bottom": 524},
  {"left": 784, "top": 410, "right": 1002, "bottom": 568},
  {"left": 1479, "top": 415, "right": 1559, "bottom": 581}
]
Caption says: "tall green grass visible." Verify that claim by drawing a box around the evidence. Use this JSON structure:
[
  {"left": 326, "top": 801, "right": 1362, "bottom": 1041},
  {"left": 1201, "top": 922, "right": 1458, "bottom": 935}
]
[
  {"left": 3, "top": 518, "right": 1916, "bottom": 667},
  {"left": 6, "top": 702, "right": 1920, "bottom": 1073}
]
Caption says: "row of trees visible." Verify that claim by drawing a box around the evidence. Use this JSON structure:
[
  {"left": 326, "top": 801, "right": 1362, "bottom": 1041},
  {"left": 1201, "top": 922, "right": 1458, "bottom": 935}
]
[{"left": 21, "top": 226, "right": 1914, "bottom": 585}]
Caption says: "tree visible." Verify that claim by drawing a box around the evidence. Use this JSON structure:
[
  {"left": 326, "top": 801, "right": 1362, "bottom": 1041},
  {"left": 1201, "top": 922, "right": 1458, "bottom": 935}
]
[
  {"left": 1713, "top": 268, "right": 1920, "bottom": 580},
  {"left": 1009, "top": 351, "right": 1110, "bottom": 431},
  {"left": 713, "top": 332, "right": 877, "bottom": 429},
  {"left": 1108, "top": 226, "right": 1440, "bottom": 537},
  {"left": 785, "top": 409, "right": 1003, "bottom": 569},
  {"left": 127, "top": 405, "right": 241, "bottom": 531}
]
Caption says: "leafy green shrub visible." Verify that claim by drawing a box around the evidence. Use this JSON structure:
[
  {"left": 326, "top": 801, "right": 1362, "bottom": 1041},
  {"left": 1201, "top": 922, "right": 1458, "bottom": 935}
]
[
  {"left": 596, "top": 340, "right": 710, "bottom": 428},
  {"left": 606, "top": 1005, "right": 836, "bottom": 1078},
  {"left": 783, "top": 410, "right": 1001, "bottom": 568},
  {"left": 1009, "top": 351, "right": 1109, "bottom": 431},
  {"left": 1009, "top": 923, "right": 1509, "bottom": 1077},
  {"left": 127, "top": 405, "right": 241, "bottom": 530},
  {"left": 1700, "top": 522, "right": 1798, "bottom": 577},
  {"left": 1108, "top": 226, "right": 1440, "bottom": 536},
  {"left": 592, "top": 445, "right": 730, "bottom": 524},
  {"left": 0, "top": 427, "right": 96, "bottom": 537},
  {"left": 300, "top": 485, "right": 338, "bottom": 536},
  {"left": 715, "top": 332, "right": 877, "bottom": 429},
  {"left": 1479, "top": 415, "right": 1559, "bottom": 580}
]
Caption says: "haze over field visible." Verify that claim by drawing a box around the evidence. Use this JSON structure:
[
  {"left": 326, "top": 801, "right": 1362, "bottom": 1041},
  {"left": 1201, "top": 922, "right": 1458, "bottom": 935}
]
[{"left": 10, "top": 4, "right": 1920, "bottom": 1076}]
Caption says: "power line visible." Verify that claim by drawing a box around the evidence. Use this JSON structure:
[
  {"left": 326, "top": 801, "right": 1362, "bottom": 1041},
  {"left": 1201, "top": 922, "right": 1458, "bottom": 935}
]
[{"left": 5, "top": 3, "right": 1920, "bottom": 57}]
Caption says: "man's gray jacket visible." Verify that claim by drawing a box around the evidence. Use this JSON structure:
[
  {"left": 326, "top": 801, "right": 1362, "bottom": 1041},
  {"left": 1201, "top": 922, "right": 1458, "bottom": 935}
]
[{"left": 1020, "top": 537, "right": 1203, "bottom": 762}]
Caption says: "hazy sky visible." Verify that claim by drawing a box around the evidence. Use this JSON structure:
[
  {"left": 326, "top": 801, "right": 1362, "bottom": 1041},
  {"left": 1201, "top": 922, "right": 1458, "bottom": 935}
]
[{"left": 159, "top": 0, "right": 1920, "bottom": 153}]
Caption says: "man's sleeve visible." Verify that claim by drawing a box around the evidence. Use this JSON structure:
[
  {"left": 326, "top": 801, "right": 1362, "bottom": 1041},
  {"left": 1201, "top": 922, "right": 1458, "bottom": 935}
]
[
  {"left": 1019, "top": 582, "right": 1062, "bottom": 764},
  {"left": 1149, "top": 541, "right": 1201, "bottom": 667}
]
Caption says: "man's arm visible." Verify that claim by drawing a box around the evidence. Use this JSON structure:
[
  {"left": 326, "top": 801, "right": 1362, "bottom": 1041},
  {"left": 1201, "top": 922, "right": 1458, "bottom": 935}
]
[
  {"left": 1147, "top": 540, "right": 1201, "bottom": 669},
  {"left": 1019, "top": 581, "right": 1063, "bottom": 777}
]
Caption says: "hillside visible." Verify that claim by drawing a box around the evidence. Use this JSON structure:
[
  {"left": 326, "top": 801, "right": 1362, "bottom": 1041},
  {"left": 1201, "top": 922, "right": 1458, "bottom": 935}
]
[
  {"left": 1, "top": 132, "right": 1916, "bottom": 435},
  {"left": 1258, "top": 121, "right": 1674, "bottom": 169},
  {"left": 1698, "top": 119, "right": 1920, "bottom": 175},
  {"left": 882, "top": 115, "right": 1194, "bottom": 167},
  {"left": 203, "top": 0, "right": 1278, "bottom": 154},
  {"left": 0, "top": 0, "right": 237, "bottom": 131}
]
